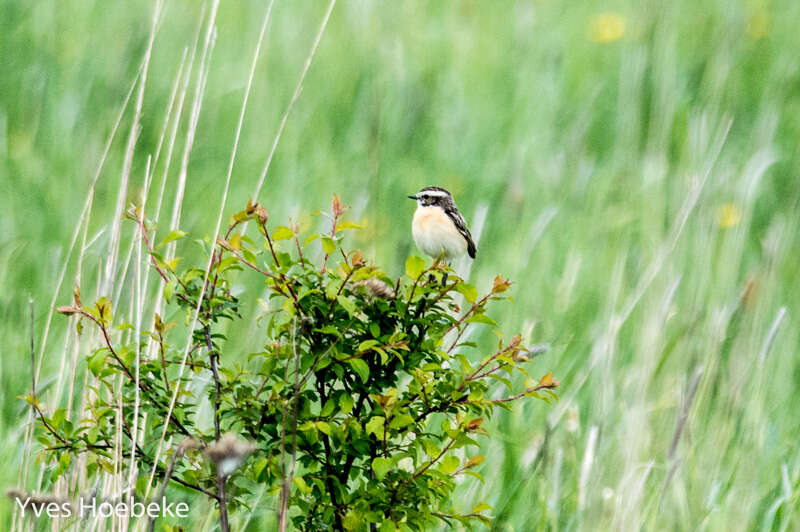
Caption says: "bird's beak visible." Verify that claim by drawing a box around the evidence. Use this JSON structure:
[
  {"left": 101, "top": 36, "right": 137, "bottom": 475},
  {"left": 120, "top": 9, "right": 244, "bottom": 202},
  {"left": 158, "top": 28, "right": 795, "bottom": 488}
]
[{"left": 408, "top": 195, "right": 418, "bottom": 200}]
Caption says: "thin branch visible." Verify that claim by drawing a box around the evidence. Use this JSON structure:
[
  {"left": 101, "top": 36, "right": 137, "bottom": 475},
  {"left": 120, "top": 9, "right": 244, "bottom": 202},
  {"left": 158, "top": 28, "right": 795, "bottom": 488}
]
[
  {"left": 278, "top": 319, "right": 300, "bottom": 532},
  {"left": 156, "top": 330, "right": 171, "bottom": 393},
  {"left": 148, "top": 439, "right": 193, "bottom": 532},
  {"left": 412, "top": 437, "right": 456, "bottom": 480},
  {"left": 490, "top": 381, "right": 559, "bottom": 403},
  {"left": 204, "top": 326, "right": 229, "bottom": 532}
]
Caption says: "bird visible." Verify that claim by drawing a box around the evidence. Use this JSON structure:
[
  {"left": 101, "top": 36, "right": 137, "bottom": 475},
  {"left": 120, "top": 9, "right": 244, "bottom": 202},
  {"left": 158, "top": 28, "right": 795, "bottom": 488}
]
[{"left": 408, "top": 186, "right": 476, "bottom": 264}]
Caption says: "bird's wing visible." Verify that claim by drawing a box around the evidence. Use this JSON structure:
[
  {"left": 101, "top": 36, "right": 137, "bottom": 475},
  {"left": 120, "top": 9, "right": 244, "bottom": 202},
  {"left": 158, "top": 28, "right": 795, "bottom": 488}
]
[{"left": 445, "top": 206, "right": 476, "bottom": 259}]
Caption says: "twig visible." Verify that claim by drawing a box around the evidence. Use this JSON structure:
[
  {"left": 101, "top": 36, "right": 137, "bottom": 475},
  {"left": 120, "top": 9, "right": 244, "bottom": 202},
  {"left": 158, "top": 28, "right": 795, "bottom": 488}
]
[
  {"left": 147, "top": 439, "right": 193, "bottom": 532},
  {"left": 204, "top": 326, "right": 229, "bottom": 532},
  {"left": 156, "top": 330, "right": 171, "bottom": 393},
  {"left": 490, "top": 381, "right": 559, "bottom": 403},
  {"left": 445, "top": 292, "right": 493, "bottom": 352},
  {"left": 412, "top": 437, "right": 456, "bottom": 480},
  {"left": 278, "top": 320, "right": 300, "bottom": 532}
]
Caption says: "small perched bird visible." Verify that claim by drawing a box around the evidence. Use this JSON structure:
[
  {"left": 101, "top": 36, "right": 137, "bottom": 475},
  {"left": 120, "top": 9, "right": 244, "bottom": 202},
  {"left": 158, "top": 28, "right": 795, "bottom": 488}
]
[{"left": 409, "top": 186, "right": 476, "bottom": 263}]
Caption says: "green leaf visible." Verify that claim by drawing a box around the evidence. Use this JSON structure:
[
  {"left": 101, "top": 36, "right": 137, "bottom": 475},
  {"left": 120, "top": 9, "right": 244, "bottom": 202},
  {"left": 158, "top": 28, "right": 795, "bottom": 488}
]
[
  {"left": 326, "top": 279, "right": 343, "bottom": 300},
  {"left": 455, "top": 282, "right": 478, "bottom": 303},
  {"left": 281, "top": 298, "right": 296, "bottom": 316},
  {"left": 88, "top": 350, "right": 106, "bottom": 377},
  {"left": 343, "top": 511, "right": 360, "bottom": 531},
  {"left": 379, "top": 520, "right": 397, "bottom": 532},
  {"left": 423, "top": 439, "right": 440, "bottom": 459},
  {"left": 348, "top": 358, "right": 369, "bottom": 383},
  {"left": 405, "top": 255, "right": 426, "bottom": 279},
  {"left": 388, "top": 414, "right": 414, "bottom": 430},
  {"left": 439, "top": 455, "right": 460, "bottom": 474},
  {"left": 365, "top": 416, "right": 385, "bottom": 439},
  {"left": 95, "top": 297, "right": 112, "bottom": 326},
  {"left": 293, "top": 476, "right": 312, "bottom": 494},
  {"left": 160, "top": 229, "right": 187, "bottom": 247},
  {"left": 371, "top": 457, "right": 392, "bottom": 480},
  {"left": 467, "top": 313, "right": 497, "bottom": 326},
  {"left": 339, "top": 393, "right": 355, "bottom": 414},
  {"left": 322, "top": 236, "right": 337, "bottom": 255},
  {"left": 337, "top": 295, "right": 356, "bottom": 317},
  {"left": 316, "top": 421, "right": 332, "bottom": 435},
  {"left": 228, "top": 232, "right": 242, "bottom": 250},
  {"left": 369, "top": 322, "right": 381, "bottom": 338},
  {"left": 320, "top": 397, "right": 336, "bottom": 417},
  {"left": 337, "top": 221, "right": 362, "bottom": 231},
  {"left": 357, "top": 339, "right": 380, "bottom": 352},
  {"left": 273, "top": 226, "right": 294, "bottom": 241},
  {"left": 87, "top": 426, "right": 99, "bottom": 445},
  {"left": 51, "top": 408, "right": 66, "bottom": 429},
  {"left": 471, "top": 503, "right": 492, "bottom": 513}
]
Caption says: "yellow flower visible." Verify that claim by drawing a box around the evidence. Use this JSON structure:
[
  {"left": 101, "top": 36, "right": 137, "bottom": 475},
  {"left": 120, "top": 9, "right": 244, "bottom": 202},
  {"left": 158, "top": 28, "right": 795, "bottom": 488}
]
[
  {"left": 717, "top": 204, "right": 742, "bottom": 228},
  {"left": 588, "top": 13, "right": 626, "bottom": 43}
]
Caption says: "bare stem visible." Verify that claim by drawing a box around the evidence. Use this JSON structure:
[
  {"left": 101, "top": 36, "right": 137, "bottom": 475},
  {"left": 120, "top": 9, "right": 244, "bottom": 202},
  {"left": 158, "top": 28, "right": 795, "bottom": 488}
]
[
  {"left": 278, "top": 320, "right": 300, "bottom": 532},
  {"left": 204, "top": 325, "right": 229, "bottom": 532},
  {"left": 147, "top": 439, "right": 191, "bottom": 532}
]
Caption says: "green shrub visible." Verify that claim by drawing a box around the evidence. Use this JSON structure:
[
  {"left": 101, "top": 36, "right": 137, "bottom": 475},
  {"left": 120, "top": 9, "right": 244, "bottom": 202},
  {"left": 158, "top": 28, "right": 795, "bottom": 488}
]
[{"left": 38, "top": 196, "right": 558, "bottom": 531}]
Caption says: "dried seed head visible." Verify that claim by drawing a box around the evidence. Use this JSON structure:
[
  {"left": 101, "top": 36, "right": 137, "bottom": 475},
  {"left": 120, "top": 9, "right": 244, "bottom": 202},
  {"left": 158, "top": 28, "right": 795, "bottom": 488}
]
[
  {"left": 351, "top": 279, "right": 396, "bottom": 300},
  {"left": 205, "top": 433, "right": 257, "bottom": 477},
  {"left": 178, "top": 437, "right": 201, "bottom": 453}
]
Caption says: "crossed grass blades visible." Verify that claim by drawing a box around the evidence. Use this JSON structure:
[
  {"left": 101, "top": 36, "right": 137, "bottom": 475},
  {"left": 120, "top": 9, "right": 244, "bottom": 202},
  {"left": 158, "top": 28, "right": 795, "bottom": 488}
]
[{"left": 25, "top": 196, "right": 560, "bottom": 531}]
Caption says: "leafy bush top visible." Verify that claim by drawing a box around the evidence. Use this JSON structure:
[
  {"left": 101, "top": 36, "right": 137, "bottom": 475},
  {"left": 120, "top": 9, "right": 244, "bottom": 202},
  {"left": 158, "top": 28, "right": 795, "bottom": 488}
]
[{"left": 39, "top": 197, "right": 558, "bottom": 531}]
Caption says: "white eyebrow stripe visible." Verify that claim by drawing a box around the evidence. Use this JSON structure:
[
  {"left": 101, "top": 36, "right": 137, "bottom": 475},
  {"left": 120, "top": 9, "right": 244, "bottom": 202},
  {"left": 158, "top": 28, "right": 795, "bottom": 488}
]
[{"left": 421, "top": 189, "right": 448, "bottom": 198}]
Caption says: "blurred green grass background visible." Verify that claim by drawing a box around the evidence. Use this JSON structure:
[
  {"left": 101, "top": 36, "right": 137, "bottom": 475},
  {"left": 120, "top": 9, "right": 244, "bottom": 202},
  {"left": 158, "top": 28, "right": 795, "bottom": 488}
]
[{"left": 2, "top": 0, "right": 800, "bottom": 529}]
